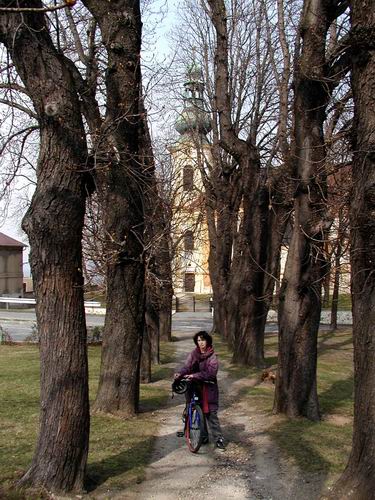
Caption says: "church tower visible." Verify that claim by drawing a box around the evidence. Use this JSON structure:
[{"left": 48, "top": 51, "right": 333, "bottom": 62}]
[{"left": 170, "top": 63, "right": 212, "bottom": 294}]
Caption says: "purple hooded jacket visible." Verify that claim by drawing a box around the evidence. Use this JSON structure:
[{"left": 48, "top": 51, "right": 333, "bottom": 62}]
[{"left": 178, "top": 346, "right": 219, "bottom": 412}]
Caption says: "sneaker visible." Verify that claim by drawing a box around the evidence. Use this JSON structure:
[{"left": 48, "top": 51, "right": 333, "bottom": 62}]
[
  {"left": 216, "top": 437, "right": 226, "bottom": 451},
  {"left": 176, "top": 431, "right": 184, "bottom": 437}
]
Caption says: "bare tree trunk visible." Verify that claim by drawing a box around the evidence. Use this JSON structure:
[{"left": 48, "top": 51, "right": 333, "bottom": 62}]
[
  {"left": 229, "top": 179, "right": 268, "bottom": 366},
  {"left": 146, "top": 293, "right": 160, "bottom": 364},
  {"left": 158, "top": 236, "right": 173, "bottom": 342},
  {"left": 274, "top": 0, "right": 336, "bottom": 420},
  {"left": 273, "top": 255, "right": 281, "bottom": 309},
  {"left": 0, "top": 2, "right": 90, "bottom": 492},
  {"left": 206, "top": 176, "right": 238, "bottom": 340},
  {"left": 159, "top": 305, "right": 172, "bottom": 342},
  {"left": 205, "top": 0, "right": 289, "bottom": 366},
  {"left": 83, "top": 0, "right": 146, "bottom": 416},
  {"left": 230, "top": 187, "right": 288, "bottom": 366},
  {"left": 322, "top": 249, "right": 331, "bottom": 308},
  {"left": 330, "top": 1, "right": 375, "bottom": 495},
  {"left": 140, "top": 323, "right": 152, "bottom": 383},
  {"left": 330, "top": 244, "right": 341, "bottom": 331},
  {"left": 154, "top": 215, "right": 173, "bottom": 343}
]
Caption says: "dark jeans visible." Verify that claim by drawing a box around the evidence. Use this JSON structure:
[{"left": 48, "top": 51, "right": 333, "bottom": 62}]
[{"left": 204, "top": 410, "right": 223, "bottom": 442}]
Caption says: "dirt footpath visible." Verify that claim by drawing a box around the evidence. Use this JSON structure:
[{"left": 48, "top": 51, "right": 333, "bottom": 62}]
[{"left": 122, "top": 318, "right": 325, "bottom": 500}]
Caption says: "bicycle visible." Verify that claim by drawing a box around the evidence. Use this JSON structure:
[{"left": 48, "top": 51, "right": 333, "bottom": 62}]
[{"left": 172, "top": 378, "right": 207, "bottom": 453}]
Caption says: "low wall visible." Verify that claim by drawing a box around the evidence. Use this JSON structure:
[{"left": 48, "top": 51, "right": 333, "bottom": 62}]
[
  {"left": 85, "top": 307, "right": 353, "bottom": 324},
  {"left": 267, "top": 309, "right": 352, "bottom": 325}
]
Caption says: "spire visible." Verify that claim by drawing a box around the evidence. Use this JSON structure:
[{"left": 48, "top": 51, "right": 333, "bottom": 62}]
[{"left": 175, "top": 61, "right": 212, "bottom": 136}]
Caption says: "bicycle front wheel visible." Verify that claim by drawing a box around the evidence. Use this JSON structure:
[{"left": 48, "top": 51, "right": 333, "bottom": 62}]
[{"left": 185, "top": 404, "right": 204, "bottom": 453}]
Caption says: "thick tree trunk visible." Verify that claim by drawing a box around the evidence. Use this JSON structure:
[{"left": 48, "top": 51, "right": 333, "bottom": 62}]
[
  {"left": 274, "top": 198, "right": 323, "bottom": 420},
  {"left": 322, "top": 259, "right": 331, "bottom": 308},
  {"left": 228, "top": 183, "right": 266, "bottom": 366},
  {"left": 229, "top": 183, "right": 287, "bottom": 367},
  {"left": 330, "top": 247, "right": 341, "bottom": 331},
  {"left": 211, "top": 289, "right": 228, "bottom": 337},
  {"left": 159, "top": 306, "right": 172, "bottom": 342},
  {"left": 208, "top": 254, "right": 229, "bottom": 339},
  {"left": 205, "top": 0, "right": 289, "bottom": 366},
  {"left": 157, "top": 226, "right": 173, "bottom": 342},
  {"left": 229, "top": 292, "right": 267, "bottom": 366},
  {"left": 274, "top": 0, "right": 335, "bottom": 420},
  {"left": 0, "top": 3, "right": 90, "bottom": 492},
  {"left": 21, "top": 185, "right": 89, "bottom": 492},
  {"left": 275, "top": 233, "right": 322, "bottom": 419},
  {"left": 84, "top": 0, "right": 146, "bottom": 416},
  {"left": 94, "top": 257, "right": 144, "bottom": 415},
  {"left": 206, "top": 174, "right": 239, "bottom": 340},
  {"left": 145, "top": 294, "right": 160, "bottom": 364},
  {"left": 140, "top": 324, "right": 152, "bottom": 383},
  {"left": 329, "top": 2, "right": 375, "bottom": 496}
]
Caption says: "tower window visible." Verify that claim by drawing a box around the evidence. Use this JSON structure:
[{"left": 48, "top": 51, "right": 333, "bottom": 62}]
[
  {"left": 184, "top": 272, "right": 195, "bottom": 292},
  {"left": 183, "top": 165, "right": 194, "bottom": 191},
  {"left": 184, "top": 230, "right": 194, "bottom": 251}
]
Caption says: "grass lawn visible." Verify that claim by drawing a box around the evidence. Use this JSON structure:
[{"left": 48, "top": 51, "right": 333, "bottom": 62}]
[
  {"left": 324, "top": 293, "right": 352, "bottom": 311},
  {"left": 214, "top": 327, "right": 354, "bottom": 483},
  {"left": 0, "top": 325, "right": 354, "bottom": 496},
  {"left": 0, "top": 341, "right": 175, "bottom": 499}
]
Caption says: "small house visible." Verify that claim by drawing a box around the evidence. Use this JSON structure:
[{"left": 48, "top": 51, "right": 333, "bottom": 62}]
[{"left": 0, "top": 232, "right": 26, "bottom": 296}]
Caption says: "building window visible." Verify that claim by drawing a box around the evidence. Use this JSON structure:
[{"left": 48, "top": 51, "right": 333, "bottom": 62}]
[
  {"left": 183, "top": 164, "right": 194, "bottom": 191},
  {"left": 184, "top": 230, "right": 194, "bottom": 251},
  {"left": 184, "top": 272, "right": 195, "bottom": 292}
]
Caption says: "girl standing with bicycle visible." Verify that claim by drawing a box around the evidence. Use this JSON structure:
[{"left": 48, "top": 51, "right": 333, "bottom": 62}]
[{"left": 174, "top": 330, "right": 226, "bottom": 451}]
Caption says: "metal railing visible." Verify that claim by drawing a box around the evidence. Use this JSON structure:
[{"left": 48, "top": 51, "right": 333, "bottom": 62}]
[{"left": 0, "top": 297, "right": 101, "bottom": 309}]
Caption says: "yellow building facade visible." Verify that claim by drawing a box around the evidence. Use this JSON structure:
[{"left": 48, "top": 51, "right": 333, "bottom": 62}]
[{"left": 170, "top": 65, "right": 212, "bottom": 294}]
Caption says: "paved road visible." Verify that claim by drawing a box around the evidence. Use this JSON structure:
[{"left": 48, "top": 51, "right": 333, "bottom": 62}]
[
  {"left": 0, "top": 310, "right": 279, "bottom": 342},
  {"left": 0, "top": 309, "right": 105, "bottom": 341}
]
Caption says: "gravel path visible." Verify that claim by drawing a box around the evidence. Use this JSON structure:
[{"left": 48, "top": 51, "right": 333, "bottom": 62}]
[{"left": 118, "top": 314, "right": 325, "bottom": 500}]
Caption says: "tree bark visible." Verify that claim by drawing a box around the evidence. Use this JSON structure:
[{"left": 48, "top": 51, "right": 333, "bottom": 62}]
[
  {"left": 140, "top": 321, "right": 152, "bottom": 383},
  {"left": 229, "top": 169, "right": 288, "bottom": 367},
  {"left": 83, "top": 0, "right": 146, "bottom": 416},
  {"left": 206, "top": 169, "right": 240, "bottom": 341},
  {"left": 205, "top": 0, "right": 289, "bottom": 366},
  {"left": 322, "top": 251, "right": 331, "bottom": 308},
  {"left": 330, "top": 252, "right": 340, "bottom": 331},
  {"left": 0, "top": 1, "right": 90, "bottom": 492},
  {"left": 158, "top": 231, "right": 173, "bottom": 342},
  {"left": 329, "top": 1, "right": 375, "bottom": 496},
  {"left": 330, "top": 231, "right": 342, "bottom": 331},
  {"left": 274, "top": 0, "right": 336, "bottom": 420}
]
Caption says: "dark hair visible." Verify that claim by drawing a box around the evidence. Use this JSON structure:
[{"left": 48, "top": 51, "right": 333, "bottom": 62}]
[{"left": 193, "top": 330, "right": 213, "bottom": 347}]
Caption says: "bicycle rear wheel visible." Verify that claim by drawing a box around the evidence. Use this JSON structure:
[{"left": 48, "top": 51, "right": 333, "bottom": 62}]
[{"left": 185, "top": 404, "right": 204, "bottom": 453}]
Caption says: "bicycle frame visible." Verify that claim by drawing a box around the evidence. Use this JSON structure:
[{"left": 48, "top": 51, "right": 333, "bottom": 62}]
[{"left": 184, "top": 381, "right": 205, "bottom": 453}]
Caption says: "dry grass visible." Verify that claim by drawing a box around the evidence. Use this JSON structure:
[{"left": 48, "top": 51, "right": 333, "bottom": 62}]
[
  {"left": 0, "top": 341, "right": 175, "bottom": 498},
  {"left": 213, "top": 327, "right": 354, "bottom": 482}
]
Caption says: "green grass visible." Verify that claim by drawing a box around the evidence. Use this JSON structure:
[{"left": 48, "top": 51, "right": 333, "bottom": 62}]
[
  {"left": 323, "top": 293, "right": 352, "bottom": 311},
  {"left": 0, "top": 340, "right": 175, "bottom": 498},
  {"left": 218, "top": 327, "right": 354, "bottom": 480},
  {"left": 84, "top": 291, "right": 106, "bottom": 306},
  {"left": 0, "top": 325, "right": 355, "bottom": 495}
]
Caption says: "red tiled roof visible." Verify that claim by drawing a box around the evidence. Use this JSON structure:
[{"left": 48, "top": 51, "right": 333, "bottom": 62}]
[{"left": 0, "top": 232, "right": 26, "bottom": 248}]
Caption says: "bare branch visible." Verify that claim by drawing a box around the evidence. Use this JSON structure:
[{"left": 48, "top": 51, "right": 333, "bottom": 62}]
[
  {"left": 0, "top": 82, "right": 29, "bottom": 96},
  {"left": 0, "top": 1, "right": 76, "bottom": 13},
  {"left": 0, "top": 125, "right": 38, "bottom": 157},
  {"left": 0, "top": 98, "right": 37, "bottom": 119}
]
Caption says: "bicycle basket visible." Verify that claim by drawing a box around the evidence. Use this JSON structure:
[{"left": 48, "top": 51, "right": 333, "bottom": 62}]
[{"left": 172, "top": 379, "right": 188, "bottom": 394}]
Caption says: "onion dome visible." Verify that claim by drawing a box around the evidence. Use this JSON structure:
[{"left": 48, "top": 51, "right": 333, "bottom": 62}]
[{"left": 175, "top": 62, "right": 212, "bottom": 136}]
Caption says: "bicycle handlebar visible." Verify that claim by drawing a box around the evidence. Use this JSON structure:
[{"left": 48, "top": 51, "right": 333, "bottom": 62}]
[{"left": 180, "top": 377, "right": 215, "bottom": 384}]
